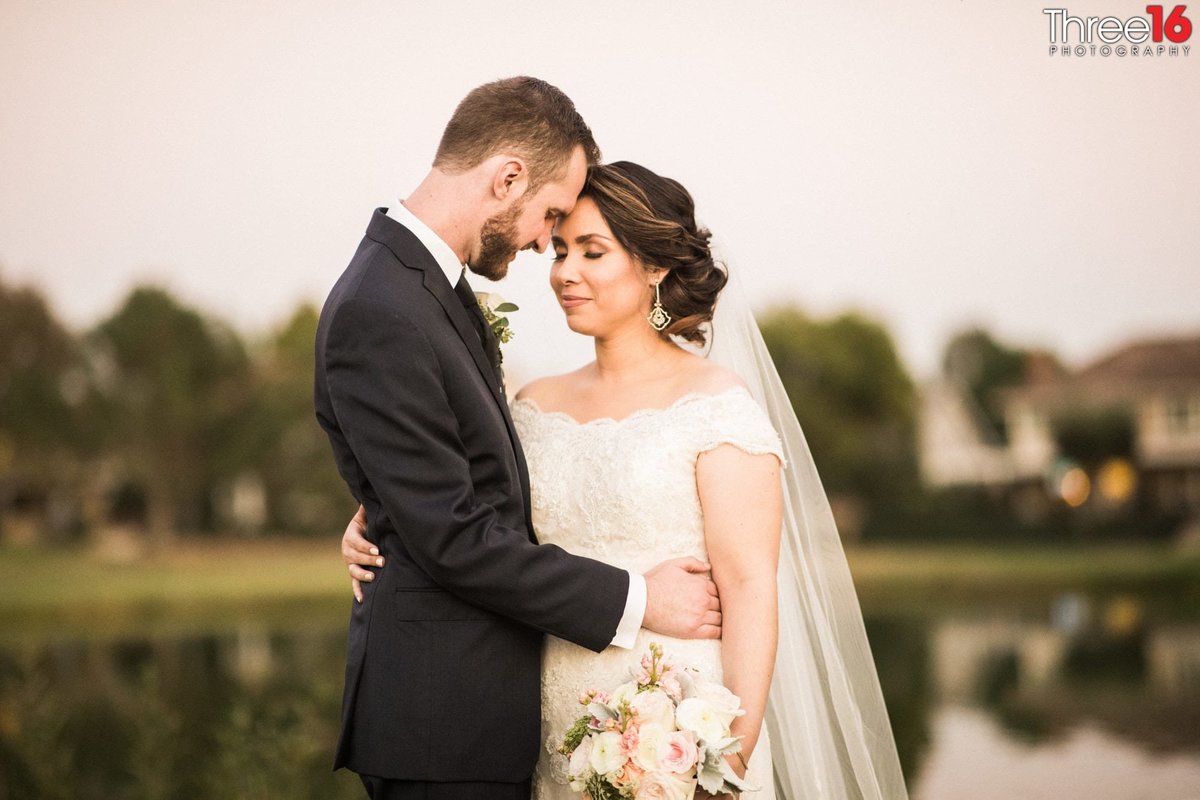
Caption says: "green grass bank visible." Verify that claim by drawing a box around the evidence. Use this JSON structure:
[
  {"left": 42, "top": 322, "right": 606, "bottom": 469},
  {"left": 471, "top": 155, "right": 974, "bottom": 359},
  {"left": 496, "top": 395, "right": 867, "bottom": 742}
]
[{"left": 2, "top": 539, "right": 1198, "bottom": 639}]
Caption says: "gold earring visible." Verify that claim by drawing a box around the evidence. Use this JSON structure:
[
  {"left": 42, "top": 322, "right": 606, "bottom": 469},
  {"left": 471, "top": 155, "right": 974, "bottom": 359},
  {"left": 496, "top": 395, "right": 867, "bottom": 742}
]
[{"left": 648, "top": 281, "right": 671, "bottom": 331}]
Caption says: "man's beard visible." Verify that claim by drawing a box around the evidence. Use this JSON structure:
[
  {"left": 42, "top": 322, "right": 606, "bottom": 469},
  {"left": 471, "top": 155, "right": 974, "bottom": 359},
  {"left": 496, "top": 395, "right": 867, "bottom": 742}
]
[{"left": 470, "top": 201, "right": 526, "bottom": 281}]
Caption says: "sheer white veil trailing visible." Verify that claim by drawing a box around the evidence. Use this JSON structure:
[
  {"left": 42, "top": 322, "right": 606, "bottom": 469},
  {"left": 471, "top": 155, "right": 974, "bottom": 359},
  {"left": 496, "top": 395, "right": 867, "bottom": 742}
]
[{"left": 706, "top": 263, "right": 909, "bottom": 800}]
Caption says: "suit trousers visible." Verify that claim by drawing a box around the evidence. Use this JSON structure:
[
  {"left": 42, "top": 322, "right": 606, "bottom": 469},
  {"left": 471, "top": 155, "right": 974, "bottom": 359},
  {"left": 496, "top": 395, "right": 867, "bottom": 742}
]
[{"left": 360, "top": 774, "right": 532, "bottom": 800}]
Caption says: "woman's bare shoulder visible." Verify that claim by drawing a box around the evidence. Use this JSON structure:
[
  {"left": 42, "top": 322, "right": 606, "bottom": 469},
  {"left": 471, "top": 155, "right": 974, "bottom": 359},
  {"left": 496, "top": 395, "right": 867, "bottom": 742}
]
[
  {"left": 514, "top": 364, "right": 594, "bottom": 406},
  {"left": 678, "top": 353, "right": 748, "bottom": 396}
]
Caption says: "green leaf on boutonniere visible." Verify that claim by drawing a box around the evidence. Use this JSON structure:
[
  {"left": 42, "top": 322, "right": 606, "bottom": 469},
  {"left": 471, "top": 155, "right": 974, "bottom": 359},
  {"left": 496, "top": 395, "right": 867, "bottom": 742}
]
[{"left": 475, "top": 292, "right": 518, "bottom": 345}]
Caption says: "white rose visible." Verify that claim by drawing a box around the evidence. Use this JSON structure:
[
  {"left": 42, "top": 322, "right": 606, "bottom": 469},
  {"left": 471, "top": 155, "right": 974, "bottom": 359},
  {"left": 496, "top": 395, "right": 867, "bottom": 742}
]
[
  {"left": 610, "top": 681, "right": 639, "bottom": 710},
  {"left": 638, "top": 770, "right": 697, "bottom": 800},
  {"left": 568, "top": 736, "right": 594, "bottom": 785},
  {"left": 474, "top": 291, "right": 502, "bottom": 310},
  {"left": 589, "top": 731, "right": 628, "bottom": 775},
  {"left": 630, "top": 688, "right": 675, "bottom": 729},
  {"left": 633, "top": 722, "right": 669, "bottom": 771},
  {"left": 694, "top": 680, "right": 744, "bottom": 727},
  {"left": 674, "top": 697, "right": 726, "bottom": 743}
]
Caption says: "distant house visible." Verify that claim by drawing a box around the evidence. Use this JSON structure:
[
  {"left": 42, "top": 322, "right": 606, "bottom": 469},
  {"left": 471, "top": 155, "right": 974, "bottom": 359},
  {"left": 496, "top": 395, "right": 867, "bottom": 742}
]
[
  {"left": 919, "top": 335, "right": 1200, "bottom": 519},
  {"left": 918, "top": 377, "right": 1023, "bottom": 488}
]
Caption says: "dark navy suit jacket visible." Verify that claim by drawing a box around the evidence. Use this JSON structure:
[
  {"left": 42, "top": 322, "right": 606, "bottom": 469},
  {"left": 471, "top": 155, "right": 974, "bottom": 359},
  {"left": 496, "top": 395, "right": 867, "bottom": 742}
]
[{"left": 315, "top": 209, "right": 629, "bottom": 781}]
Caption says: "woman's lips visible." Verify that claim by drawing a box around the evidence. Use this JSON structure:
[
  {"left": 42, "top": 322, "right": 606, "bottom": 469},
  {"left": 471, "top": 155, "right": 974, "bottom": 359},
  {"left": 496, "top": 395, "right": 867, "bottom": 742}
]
[{"left": 560, "top": 295, "right": 590, "bottom": 308}]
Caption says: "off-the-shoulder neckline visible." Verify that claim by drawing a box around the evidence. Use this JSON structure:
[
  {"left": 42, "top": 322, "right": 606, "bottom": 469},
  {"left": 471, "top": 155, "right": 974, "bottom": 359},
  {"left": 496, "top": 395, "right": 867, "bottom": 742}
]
[{"left": 511, "top": 384, "right": 751, "bottom": 427}]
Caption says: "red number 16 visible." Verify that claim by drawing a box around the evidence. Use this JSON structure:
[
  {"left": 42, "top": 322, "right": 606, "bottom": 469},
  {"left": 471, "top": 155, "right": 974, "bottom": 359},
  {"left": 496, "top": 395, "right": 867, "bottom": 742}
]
[{"left": 1146, "top": 5, "right": 1193, "bottom": 42}]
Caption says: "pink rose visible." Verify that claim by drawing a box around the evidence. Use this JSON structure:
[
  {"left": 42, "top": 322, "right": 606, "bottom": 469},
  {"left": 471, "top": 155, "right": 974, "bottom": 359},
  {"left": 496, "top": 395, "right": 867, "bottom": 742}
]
[
  {"left": 638, "top": 770, "right": 697, "bottom": 800},
  {"left": 658, "top": 730, "right": 698, "bottom": 774},
  {"left": 630, "top": 689, "right": 675, "bottom": 729},
  {"left": 659, "top": 671, "right": 683, "bottom": 702},
  {"left": 611, "top": 759, "right": 644, "bottom": 791}
]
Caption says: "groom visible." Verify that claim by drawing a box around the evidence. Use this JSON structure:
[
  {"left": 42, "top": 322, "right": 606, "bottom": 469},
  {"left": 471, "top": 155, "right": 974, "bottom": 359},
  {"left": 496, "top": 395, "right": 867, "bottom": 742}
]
[{"left": 315, "top": 77, "right": 722, "bottom": 799}]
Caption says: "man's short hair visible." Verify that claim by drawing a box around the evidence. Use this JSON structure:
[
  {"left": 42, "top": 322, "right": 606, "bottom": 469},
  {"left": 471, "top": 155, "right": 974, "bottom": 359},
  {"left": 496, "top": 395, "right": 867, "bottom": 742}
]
[{"left": 433, "top": 76, "right": 601, "bottom": 193}]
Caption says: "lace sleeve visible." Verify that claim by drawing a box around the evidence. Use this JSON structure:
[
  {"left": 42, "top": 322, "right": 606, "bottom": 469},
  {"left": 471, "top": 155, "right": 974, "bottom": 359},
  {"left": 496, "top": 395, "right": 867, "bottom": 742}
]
[{"left": 692, "top": 387, "right": 786, "bottom": 466}]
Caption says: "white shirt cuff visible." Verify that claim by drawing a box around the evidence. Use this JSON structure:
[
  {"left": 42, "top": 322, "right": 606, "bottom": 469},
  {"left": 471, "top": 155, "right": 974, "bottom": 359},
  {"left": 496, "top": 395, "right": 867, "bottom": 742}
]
[{"left": 609, "top": 571, "right": 646, "bottom": 649}]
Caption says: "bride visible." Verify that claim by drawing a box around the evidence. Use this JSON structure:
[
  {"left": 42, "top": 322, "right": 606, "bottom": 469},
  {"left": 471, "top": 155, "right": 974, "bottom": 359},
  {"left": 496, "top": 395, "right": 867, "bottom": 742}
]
[{"left": 341, "top": 162, "right": 908, "bottom": 799}]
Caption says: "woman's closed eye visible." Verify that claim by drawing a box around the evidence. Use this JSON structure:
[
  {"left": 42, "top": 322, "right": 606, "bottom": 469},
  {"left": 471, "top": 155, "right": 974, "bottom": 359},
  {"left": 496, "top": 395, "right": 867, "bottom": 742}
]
[{"left": 552, "top": 249, "right": 605, "bottom": 262}]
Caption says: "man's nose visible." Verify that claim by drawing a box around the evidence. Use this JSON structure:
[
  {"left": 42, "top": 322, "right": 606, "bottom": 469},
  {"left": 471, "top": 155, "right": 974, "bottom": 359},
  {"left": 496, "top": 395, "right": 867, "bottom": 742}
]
[{"left": 533, "top": 223, "right": 554, "bottom": 254}]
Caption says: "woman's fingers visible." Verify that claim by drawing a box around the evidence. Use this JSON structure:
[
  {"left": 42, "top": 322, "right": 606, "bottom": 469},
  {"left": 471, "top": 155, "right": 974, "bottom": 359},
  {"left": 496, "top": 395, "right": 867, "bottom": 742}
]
[
  {"left": 348, "top": 563, "right": 375, "bottom": 582},
  {"left": 343, "top": 541, "right": 384, "bottom": 567}
]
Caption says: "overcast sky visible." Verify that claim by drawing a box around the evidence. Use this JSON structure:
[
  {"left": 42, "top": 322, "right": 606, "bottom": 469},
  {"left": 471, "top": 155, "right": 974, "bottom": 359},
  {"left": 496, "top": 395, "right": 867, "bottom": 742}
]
[{"left": 2, "top": 0, "right": 1197, "bottom": 382}]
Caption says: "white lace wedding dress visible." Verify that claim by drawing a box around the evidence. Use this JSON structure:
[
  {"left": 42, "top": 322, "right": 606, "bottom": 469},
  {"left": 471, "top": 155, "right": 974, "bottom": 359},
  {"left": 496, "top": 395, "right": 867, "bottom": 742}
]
[{"left": 512, "top": 386, "right": 784, "bottom": 800}]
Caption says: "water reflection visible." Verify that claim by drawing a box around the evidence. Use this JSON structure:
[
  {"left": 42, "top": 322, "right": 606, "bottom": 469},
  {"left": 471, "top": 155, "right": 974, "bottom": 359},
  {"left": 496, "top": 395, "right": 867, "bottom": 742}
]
[
  {"left": 870, "top": 597, "right": 1200, "bottom": 799},
  {"left": 0, "top": 626, "right": 361, "bottom": 800},
  {"left": 0, "top": 602, "right": 1198, "bottom": 799}
]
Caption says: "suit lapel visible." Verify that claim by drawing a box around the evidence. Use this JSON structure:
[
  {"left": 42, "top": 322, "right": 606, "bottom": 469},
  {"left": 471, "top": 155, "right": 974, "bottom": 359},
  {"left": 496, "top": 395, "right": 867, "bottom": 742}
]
[
  {"left": 419, "top": 268, "right": 505, "bottom": 400},
  {"left": 420, "top": 269, "right": 536, "bottom": 539},
  {"left": 452, "top": 276, "right": 504, "bottom": 386},
  {"left": 364, "top": 210, "right": 533, "bottom": 534}
]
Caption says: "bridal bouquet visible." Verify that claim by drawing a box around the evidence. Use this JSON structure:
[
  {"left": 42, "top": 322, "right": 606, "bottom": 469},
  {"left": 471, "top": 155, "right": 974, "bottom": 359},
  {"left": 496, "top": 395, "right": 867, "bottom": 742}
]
[{"left": 558, "top": 643, "right": 753, "bottom": 799}]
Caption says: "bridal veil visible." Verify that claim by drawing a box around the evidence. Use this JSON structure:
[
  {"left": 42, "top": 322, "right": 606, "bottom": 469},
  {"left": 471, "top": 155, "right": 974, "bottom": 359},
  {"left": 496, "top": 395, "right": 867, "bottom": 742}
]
[{"left": 706, "top": 263, "right": 909, "bottom": 800}]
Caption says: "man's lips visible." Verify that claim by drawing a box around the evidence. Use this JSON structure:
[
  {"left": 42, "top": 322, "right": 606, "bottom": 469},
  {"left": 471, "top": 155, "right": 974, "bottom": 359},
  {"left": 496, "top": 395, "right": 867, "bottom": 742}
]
[{"left": 560, "top": 295, "right": 590, "bottom": 308}]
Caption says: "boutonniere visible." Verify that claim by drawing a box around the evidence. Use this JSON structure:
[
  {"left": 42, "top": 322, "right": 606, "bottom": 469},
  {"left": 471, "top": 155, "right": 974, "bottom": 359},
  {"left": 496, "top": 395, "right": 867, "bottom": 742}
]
[{"left": 474, "top": 292, "right": 519, "bottom": 345}]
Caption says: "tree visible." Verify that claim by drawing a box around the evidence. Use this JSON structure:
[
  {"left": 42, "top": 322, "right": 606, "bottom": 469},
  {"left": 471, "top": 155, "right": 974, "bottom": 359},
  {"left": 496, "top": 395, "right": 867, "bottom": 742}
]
[
  {"left": 245, "top": 304, "right": 351, "bottom": 533},
  {"left": 88, "top": 287, "right": 255, "bottom": 535},
  {"left": 941, "top": 328, "right": 1032, "bottom": 443},
  {"left": 0, "top": 276, "right": 89, "bottom": 538},
  {"left": 758, "top": 307, "right": 918, "bottom": 534}
]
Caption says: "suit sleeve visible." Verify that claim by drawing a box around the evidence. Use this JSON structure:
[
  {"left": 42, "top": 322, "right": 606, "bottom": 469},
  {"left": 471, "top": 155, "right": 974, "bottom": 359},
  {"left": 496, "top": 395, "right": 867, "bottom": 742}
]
[{"left": 324, "top": 296, "right": 628, "bottom": 652}]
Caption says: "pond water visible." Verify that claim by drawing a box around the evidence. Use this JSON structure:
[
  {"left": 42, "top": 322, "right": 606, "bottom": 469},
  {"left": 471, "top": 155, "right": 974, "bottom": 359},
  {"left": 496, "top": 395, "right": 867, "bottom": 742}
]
[{"left": 2, "top": 597, "right": 1198, "bottom": 799}]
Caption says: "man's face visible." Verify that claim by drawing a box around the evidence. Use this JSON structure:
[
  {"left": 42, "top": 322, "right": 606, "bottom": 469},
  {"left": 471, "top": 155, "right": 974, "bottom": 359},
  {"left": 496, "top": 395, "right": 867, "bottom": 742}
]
[{"left": 469, "top": 147, "right": 589, "bottom": 281}]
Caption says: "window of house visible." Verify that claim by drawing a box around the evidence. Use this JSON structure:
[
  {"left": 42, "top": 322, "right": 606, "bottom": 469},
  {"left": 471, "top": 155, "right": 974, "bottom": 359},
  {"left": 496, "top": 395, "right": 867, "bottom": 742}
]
[{"left": 1165, "top": 395, "right": 1200, "bottom": 433}]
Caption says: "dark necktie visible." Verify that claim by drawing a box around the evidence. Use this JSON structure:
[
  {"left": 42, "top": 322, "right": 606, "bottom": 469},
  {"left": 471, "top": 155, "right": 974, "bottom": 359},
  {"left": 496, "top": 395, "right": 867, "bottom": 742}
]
[{"left": 452, "top": 272, "right": 504, "bottom": 389}]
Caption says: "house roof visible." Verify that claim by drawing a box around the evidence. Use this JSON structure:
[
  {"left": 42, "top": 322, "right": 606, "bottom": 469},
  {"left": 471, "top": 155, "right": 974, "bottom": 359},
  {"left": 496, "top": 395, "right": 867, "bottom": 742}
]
[
  {"left": 1077, "top": 336, "right": 1200, "bottom": 384},
  {"left": 1007, "top": 334, "right": 1200, "bottom": 406}
]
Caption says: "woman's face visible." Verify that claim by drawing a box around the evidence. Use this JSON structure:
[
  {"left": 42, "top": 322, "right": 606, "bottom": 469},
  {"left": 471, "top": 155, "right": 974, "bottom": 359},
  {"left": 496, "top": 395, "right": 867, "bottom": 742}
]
[{"left": 550, "top": 196, "right": 655, "bottom": 339}]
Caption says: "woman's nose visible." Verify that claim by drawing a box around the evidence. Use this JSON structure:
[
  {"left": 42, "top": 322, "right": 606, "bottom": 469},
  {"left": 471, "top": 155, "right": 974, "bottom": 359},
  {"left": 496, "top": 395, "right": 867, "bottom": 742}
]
[{"left": 554, "top": 255, "right": 580, "bottom": 285}]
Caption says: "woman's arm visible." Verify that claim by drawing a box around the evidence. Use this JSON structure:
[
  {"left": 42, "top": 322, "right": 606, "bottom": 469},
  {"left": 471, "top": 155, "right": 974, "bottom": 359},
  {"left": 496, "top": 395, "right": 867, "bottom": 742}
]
[{"left": 697, "top": 444, "right": 783, "bottom": 776}]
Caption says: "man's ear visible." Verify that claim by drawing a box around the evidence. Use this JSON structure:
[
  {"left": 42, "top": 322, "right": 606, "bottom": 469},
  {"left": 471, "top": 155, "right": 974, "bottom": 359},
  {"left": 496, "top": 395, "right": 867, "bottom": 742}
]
[{"left": 491, "top": 157, "right": 528, "bottom": 201}]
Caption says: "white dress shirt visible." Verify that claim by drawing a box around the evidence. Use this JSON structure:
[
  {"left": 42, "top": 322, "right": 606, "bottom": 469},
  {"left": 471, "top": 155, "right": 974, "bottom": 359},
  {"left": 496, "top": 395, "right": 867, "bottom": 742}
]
[{"left": 385, "top": 200, "right": 647, "bottom": 649}]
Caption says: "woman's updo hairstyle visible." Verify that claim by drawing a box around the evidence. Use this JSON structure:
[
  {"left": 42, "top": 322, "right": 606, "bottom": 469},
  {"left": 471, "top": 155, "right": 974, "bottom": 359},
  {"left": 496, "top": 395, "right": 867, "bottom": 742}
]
[{"left": 579, "top": 161, "right": 727, "bottom": 346}]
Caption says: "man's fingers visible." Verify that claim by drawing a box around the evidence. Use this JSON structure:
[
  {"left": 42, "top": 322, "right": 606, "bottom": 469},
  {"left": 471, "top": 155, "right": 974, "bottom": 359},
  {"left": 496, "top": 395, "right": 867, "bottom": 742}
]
[
  {"left": 702, "top": 610, "right": 722, "bottom": 628},
  {"left": 674, "top": 557, "right": 712, "bottom": 574},
  {"left": 353, "top": 578, "right": 363, "bottom": 604},
  {"left": 706, "top": 593, "right": 721, "bottom": 612},
  {"left": 695, "top": 623, "right": 722, "bottom": 640}
]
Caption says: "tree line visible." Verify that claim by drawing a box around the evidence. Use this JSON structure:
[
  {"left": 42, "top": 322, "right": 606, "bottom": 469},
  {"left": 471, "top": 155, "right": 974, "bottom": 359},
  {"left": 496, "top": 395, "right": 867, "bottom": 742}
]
[
  {"left": 1, "top": 277, "right": 345, "bottom": 540},
  {"left": 1, "top": 272, "right": 1083, "bottom": 543}
]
